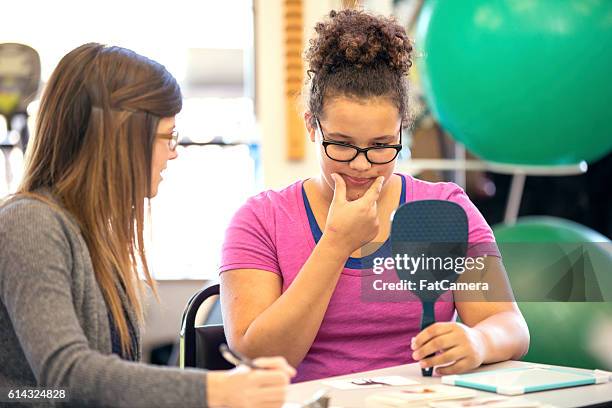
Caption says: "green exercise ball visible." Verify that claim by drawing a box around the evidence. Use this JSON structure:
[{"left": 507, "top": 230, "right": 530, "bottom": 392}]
[
  {"left": 416, "top": 0, "right": 612, "bottom": 165},
  {"left": 494, "top": 217, "right": 612, "bottom": 369}
]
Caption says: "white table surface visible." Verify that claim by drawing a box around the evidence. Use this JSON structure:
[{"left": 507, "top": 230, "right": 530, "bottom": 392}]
[{"left": 286, "top": 360, "right": 612, "bottom": 408}]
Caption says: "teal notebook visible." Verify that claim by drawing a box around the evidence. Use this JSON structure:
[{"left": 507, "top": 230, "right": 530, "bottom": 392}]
[{"left": 441, "top": 365, "right": 609, "bottom": 396}]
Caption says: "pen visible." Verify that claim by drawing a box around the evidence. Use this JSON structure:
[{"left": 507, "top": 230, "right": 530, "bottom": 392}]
[
  {"left": 220, "top": 344, "right": 329, "bottom": 408},
  {"left": 219, "top": 343, "right": 260, "bottom": 369}
]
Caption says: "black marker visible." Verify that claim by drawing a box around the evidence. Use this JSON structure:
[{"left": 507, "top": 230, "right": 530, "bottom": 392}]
[{"left": 219, "top": 343, "right": 260, "bottom": 369}]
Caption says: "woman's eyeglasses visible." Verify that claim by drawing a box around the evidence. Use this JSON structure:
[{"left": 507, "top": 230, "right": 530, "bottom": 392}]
[
  {"left": 156, "top": 130, "right": 179, "bottom": 151},
  {"left": 315, "top": 118, "right": 402, "bottom": 165}
]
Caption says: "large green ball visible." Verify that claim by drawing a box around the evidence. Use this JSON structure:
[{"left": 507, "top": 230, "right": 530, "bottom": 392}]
[
  {"left": 416, "top": 1, "right": 612, "bottom": 165},
  {"left": 494, "top": 217, "right": 612, "bottom": 369}
]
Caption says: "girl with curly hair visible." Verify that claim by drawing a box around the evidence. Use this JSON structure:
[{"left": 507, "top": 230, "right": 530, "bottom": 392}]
[{"left": 220, "top": 10, "right": 529, "bottom": 382}]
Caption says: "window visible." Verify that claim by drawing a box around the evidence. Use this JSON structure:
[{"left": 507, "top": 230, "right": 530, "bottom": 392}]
[{"left": 1, "top": 0, "right": 257, "bottom": 279}]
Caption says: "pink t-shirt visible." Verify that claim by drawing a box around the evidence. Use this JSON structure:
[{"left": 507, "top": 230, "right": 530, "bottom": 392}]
[{"left": 220, "top": 174, "right": 499, "bottom": 382}]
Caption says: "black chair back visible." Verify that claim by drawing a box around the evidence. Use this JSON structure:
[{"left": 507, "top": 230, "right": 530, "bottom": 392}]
[{"left": 180, "top": 283, "right": 233, "bottom": 370}]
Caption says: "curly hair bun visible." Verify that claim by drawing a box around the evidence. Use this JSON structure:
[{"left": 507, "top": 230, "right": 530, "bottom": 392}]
[{"left": 306, "top": 9, "right": 413, "bottom": 76}]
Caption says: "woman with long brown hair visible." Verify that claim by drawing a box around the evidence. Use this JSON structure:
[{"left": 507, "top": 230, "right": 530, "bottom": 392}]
[{"left": 0, "top": 43, "right": 294, "bottom": 407}]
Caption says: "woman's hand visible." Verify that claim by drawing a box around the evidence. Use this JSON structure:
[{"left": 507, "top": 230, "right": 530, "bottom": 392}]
[
  {"left": 206, "top": 356, "right": 296, "bottom": 408},
  {"left": 411, "top": 322, "right": 487, "bottom": 375},
  {"left": 323, "top": 173, "right": 384, "bottom": 255}
]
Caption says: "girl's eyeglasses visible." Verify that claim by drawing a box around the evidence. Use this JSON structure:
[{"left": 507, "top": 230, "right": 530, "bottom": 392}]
[{"left": 315, "top": 118, "right": 402, "bottom": 165}]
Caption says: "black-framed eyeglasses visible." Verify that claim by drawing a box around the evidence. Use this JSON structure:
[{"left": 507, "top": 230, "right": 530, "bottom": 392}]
[
  {"left": 315, "top": 118, "right": 402, "bottom": 165},
  {"left": 156, "top": 130, "right": 179, "bottom": 151}
]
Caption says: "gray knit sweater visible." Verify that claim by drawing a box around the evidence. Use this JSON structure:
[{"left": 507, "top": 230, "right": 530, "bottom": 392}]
[{"left": 0, "top": 194, "right": 207, "bottom": 407}]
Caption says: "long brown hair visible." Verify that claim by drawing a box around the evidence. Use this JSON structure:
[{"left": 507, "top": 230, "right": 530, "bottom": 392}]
[{"left": 17, "top": 43, "right": 182, "bottom": 356}]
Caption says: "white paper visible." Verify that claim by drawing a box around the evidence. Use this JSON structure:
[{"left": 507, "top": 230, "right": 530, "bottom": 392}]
[
  {"left": 429, "top": 396, "right": 541, "bottom": 407},
  {"left": 365, "top": 385, "right": 476, "bottom": 407}
]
